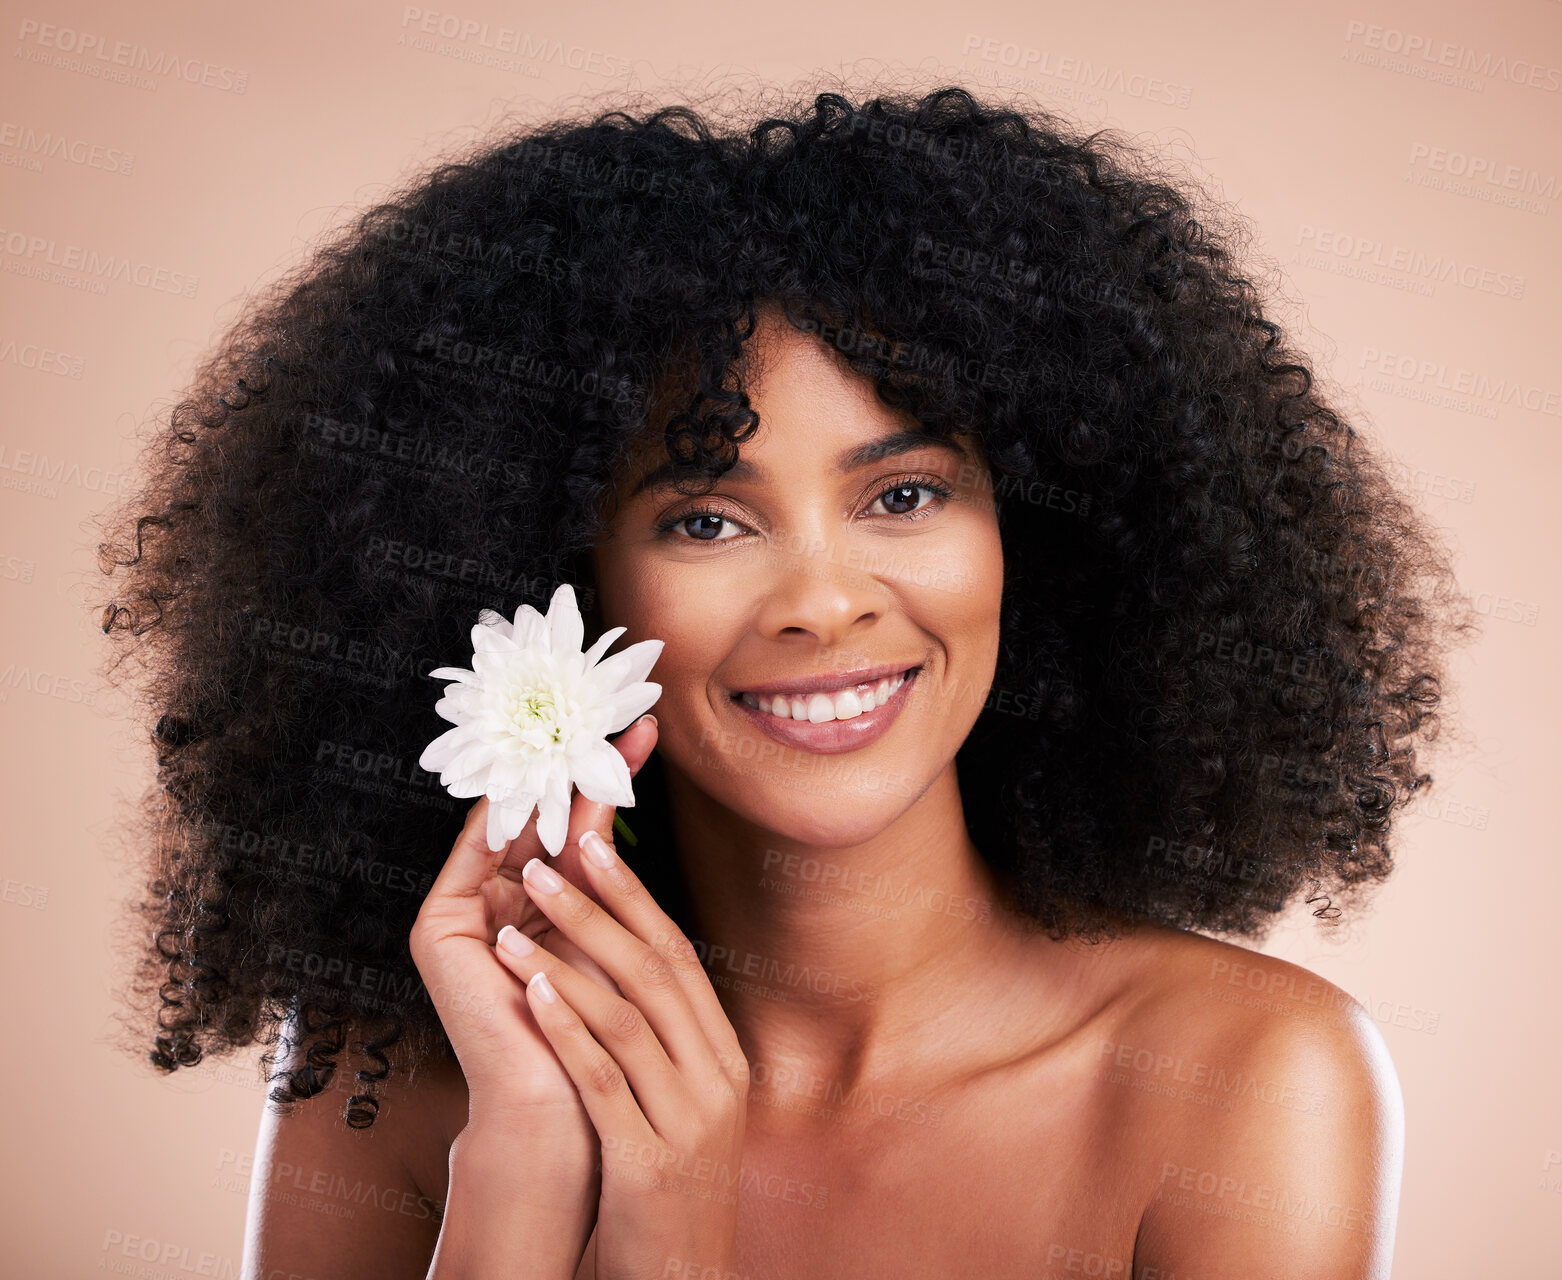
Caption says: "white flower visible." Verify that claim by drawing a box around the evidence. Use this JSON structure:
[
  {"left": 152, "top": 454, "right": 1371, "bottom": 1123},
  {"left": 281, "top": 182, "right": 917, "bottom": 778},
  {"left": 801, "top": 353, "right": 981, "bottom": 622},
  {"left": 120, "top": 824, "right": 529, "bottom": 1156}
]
[{"left": 418, "top": 583, "right": 663, "bottom": 854}]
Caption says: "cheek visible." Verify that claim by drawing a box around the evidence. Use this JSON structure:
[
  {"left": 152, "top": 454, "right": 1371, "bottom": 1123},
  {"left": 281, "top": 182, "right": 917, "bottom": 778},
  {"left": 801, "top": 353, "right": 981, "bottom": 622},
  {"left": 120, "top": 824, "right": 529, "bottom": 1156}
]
[
  {"left": 610, "top": 571, "right": 734, "bottom": 698},
  {"left": 928, "top": 518, "right": 1004, "bottom": 638},
  {"left": 977, "top": 527, "right": 1005, "bottom": 646},
  {"left": 905, "top": 504, "right": 1002, "bottom": 606},
  {"left": 918, "top": 521, "right": 1003, "bottom": 713}
]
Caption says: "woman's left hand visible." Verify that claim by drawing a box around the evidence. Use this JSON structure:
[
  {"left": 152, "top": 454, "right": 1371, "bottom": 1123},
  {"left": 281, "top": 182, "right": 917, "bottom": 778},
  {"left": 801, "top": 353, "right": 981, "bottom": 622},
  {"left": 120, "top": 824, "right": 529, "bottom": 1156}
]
[{"left": 493, "top": 827, "right": 748, "bottom": 1280}]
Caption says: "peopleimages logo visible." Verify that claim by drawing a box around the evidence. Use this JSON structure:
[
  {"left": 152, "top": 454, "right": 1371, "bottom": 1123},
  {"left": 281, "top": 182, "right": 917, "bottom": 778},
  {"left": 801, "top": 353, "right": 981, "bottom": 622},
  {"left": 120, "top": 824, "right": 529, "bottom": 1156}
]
[
  {"left": 14, "top": 20, "right": 250, "bottom": 92},
  {"left": 396, "top": 8, "right": 628, "bottom": 78},
  {"left": 0, "top": 442, "right": 128, "bottom": 498},
  {"left": 0, "top": 226, "right": 198, "bottom": 297},
  {"left": 0, "top": 337, "right": 84, "bottom": 379},
  {"left": 0, "top": 121, "right": 135, "bottom": 175},
  {"left": 1342, "top": 21, "right": 1561, "bottom": 93},
  {"left": 1295, "top": 224, "right": 1525, "bottom": 298}
]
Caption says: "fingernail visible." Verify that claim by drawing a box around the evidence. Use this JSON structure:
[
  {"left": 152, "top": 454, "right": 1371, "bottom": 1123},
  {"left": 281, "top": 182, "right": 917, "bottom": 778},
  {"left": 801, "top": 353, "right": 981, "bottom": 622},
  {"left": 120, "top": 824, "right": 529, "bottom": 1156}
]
[
  {"left": 529, "top": 970, "right": 557, "bottom": 1003},
  {"left": 496, "top": 923, "right": 535, "bottom": 957},
  {"left": 522, "top": 857, "right": 564, "bottom": 893},
  {"left": 636, "top": 713, "right": 658, "bottom": 731},
  {"left": 581, "top": 829, "right": 616, "bottom": 868}
]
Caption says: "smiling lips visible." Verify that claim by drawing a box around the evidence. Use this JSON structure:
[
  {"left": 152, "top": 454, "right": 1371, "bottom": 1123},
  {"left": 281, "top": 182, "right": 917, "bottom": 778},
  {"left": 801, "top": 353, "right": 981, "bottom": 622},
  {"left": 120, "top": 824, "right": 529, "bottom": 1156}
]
[
  {"left": 738, "top": 669, "right": 912, "bottom": 723},
  {"left": 728, "top": 665, "right": 922, "bottom": 755}
]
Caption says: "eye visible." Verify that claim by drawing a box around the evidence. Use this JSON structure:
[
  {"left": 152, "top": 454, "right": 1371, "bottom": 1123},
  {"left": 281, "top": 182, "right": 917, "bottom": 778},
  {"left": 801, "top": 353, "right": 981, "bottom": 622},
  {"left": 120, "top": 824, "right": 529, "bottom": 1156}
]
[
  {"left": 654, "top": 504, "right": 749, "bottom": 543},
  {"left": 652, "top": 473, "right": 957, "bottom": 545},
  {"left": 865, "top": 475, "right": 955, "bottom": 520}
]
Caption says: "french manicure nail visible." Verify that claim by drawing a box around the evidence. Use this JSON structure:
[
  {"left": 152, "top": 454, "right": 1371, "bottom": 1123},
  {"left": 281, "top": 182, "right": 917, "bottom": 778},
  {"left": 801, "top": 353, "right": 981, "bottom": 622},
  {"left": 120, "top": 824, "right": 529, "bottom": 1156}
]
[
  {"left": 529, "top": 970, "right": 557, "bottom": 1003},
  {"left": 581, "top": 829, "right": 616, "bottom": 868},
  {"left": 522, "top": 857, "right": 564, "bottom": 893},
  {"left": 496, "top": 924, "right": 535, "bottom": 957}
]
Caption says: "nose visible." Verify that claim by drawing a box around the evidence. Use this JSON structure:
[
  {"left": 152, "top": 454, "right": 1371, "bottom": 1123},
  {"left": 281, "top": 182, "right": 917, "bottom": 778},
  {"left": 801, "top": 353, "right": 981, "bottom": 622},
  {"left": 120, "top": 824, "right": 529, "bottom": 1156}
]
[{"left": 750, "top": 535, "right": 886, "bottom": 650}]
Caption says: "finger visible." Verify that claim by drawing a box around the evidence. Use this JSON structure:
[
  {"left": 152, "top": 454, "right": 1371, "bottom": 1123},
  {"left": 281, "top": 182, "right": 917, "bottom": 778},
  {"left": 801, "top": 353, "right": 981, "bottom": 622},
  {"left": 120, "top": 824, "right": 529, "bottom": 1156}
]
[
  {"left": 416, "top": 795, "right": 526, "bottom": 943},
  {"left": 517, "top": 852, "right": 726, "bottom": 1084},
  {"left": 495, "top": 924, "right": 690, "bottom": 1135},
  {"left": 572, "top": 829, "right": 747, "bottom": 1078},
  {"left": 569, "top": 711, "right": 658, "bottom": 857},
  {"left": 551, "top": 713, "right": 660, "bottom": 900},
  {"left": 550, "top": 931, "right": 624, "bottom": 998},
  {"left": 496, "top": 931, "right": 660, "bottom": 1147},
  {"left": 410, "top": 796, "right": 525, "bottom": 987}
]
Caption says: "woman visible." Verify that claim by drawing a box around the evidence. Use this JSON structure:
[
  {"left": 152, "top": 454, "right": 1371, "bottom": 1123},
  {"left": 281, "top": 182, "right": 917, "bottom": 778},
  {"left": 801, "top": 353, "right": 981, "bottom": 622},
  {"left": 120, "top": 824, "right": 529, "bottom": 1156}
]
[{"left": 94, "top": 82, "right": 1473, "bottom": 1278}]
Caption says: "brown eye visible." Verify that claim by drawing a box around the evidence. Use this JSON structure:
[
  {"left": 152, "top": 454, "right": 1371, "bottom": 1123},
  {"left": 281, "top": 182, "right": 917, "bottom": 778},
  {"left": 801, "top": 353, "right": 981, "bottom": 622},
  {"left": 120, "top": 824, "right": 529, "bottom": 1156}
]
[
  {"left": 682, "top": 513, "right": 729, "bottom": 541},
  {"left": 879, "top": 484, "right": 924, "bottom": 515},
  {"left": 655, "top": 504, "right": 749, "bottom": 542},
  {"left": 865, "top": 476, "right": 954, "bottom": 520}
]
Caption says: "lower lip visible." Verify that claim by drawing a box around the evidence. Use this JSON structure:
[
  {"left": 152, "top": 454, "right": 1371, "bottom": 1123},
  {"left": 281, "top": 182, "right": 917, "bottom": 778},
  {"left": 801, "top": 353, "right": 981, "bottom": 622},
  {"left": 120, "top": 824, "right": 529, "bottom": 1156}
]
[{"left": 728, "top": 668, "right": 921, "bottom": 755}]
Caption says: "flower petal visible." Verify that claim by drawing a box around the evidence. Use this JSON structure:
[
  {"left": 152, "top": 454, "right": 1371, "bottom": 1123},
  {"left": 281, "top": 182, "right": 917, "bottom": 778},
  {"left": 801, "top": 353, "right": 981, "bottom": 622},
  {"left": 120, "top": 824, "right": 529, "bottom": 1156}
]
[
  {"left": 444, "top": 770, "right": 491, "bottom": 799},
  {"left": 441, "top": 737, "right": 499, "bottom": 785},
  {"left": 587, "top": 638, "right": 664, "bottom": 693},
  {"left": 431, "top": 692, "right": 476, "bottom": 724},
  {"left": 545, "top": 584, "right": 584, "bottom": 661},
  {"left": 488, "top": 750, "right": 548, "bottom": 797},
  {"left": 477, "top": 606, "right": 513, "bottom": 638},
  {"left": 488, "top": 793, "right": 534, "bottom": 851},
  {"left": 535, "top": 761, "right": 574, "bottom": 856},
  {"left": 420, "top": 723, "right": 483, "bottom": 772},
  {"left": 578, "top": 625, "right": 628, "bottom": 675},
  {"left": 473, "top": 620, "right": 516, "bottom": 653},
  {"left": 570, "top": 735, "right": 635, "bottom": 807},
  {"left": 601, "top": 680, "right": 662, "bottom": 734}
]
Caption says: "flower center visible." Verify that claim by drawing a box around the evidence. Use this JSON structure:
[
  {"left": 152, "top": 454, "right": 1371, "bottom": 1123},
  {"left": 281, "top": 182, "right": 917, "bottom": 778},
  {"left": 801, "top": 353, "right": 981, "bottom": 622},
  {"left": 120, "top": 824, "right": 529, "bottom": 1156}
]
[{"left": 504, "top": 683, "right": 563, "bottom": 743}]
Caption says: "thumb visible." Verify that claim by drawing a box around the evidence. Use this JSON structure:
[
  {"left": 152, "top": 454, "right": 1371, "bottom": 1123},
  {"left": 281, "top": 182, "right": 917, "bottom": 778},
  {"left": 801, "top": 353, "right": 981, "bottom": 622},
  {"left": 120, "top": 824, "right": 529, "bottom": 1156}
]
[{"left": 425, "top": 793, "right": 512, "bottom": 908}]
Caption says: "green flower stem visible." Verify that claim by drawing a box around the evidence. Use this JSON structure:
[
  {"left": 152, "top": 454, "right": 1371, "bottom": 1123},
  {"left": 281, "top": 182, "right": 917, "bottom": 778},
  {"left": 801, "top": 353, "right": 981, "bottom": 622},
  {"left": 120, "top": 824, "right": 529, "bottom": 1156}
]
[{"left": 612, "top": 812, "right": 638, "bottom": 846}]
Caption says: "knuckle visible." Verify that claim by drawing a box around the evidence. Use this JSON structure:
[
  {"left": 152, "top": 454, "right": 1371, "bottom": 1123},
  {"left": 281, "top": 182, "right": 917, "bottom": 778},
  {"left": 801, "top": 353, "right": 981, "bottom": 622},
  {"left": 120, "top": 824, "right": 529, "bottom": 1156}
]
[
  {"left": 656, "top": 931, "right": 702, "bottom": 975},
  {"left": 693, "top": 1115, "right": 730, "bottom": 1151},
  {"left": 638, "top": 946, "right": 677, "bottom": 989},
  {"left": 605, "top": 999, "right": 646, "bottom": 1045},
  {"left": 586, "top": 1053, "right": 626, "bottom": 1097},
  {"left": 613, "top": 869, "right": 649, "bottom": 903},
  {"left": 725, "top": 1052, "right": 752, "bottom": 1090},
  {"left": 557, "top": 891, "right": 596, "bottom": 927},
  {"left": 703, "top": 1078, "right": 741, "bottom": 1117}
]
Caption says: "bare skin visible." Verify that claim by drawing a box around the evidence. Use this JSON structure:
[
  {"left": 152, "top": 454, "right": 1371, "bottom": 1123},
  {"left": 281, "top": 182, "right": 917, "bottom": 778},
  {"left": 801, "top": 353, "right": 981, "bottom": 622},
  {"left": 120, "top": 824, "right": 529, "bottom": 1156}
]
[
  {"left": 397, "top": 917, "right": 1399, "bottom": 1279},
  {"left": 253, "top": 301, "right": 1402, "bottom": 1279}
]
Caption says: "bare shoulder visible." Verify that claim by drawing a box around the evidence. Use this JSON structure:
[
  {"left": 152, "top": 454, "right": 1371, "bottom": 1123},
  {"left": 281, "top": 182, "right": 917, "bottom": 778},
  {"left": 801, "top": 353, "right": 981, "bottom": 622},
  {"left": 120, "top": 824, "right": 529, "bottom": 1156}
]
[
  {"left": 398, "top": 1045, "right": 472, "bottom": 1149},
  {"left": 371, "top": 1046, "right": 471, "bottom": 1207},
  {"left": 238, "top": 1038, "right": 466, "bottom": 1280},
  {"left": 1111, "top": 922, "right": 1390, "bottom": 1055},
  {"left": 1104, "top": 924, "right": 1405, "bottom": 1279}
]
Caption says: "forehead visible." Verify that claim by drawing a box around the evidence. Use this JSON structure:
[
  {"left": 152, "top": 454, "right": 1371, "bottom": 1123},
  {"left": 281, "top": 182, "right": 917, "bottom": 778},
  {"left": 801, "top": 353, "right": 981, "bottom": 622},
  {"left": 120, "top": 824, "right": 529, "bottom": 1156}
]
[
  {"left": 629, "top": 426, "right": 972, "bottom": 501},
  {"left": 615, "top": 310, "right": 975, "bottom": 498}
]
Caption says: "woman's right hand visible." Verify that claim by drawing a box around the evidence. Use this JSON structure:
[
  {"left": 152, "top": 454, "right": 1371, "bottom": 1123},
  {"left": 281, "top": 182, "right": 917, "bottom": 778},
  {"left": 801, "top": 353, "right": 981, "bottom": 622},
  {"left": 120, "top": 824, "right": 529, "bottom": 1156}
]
[{"left": 408, "top": 712, "right": 661, "bottom": 1150}]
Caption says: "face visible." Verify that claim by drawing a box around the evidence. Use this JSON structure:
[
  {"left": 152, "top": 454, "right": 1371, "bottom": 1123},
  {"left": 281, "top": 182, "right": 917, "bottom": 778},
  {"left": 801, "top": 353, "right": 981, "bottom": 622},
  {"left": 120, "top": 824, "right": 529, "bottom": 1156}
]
[{"left": 589, "top": 305, "right": 1005, "bottom": 847}]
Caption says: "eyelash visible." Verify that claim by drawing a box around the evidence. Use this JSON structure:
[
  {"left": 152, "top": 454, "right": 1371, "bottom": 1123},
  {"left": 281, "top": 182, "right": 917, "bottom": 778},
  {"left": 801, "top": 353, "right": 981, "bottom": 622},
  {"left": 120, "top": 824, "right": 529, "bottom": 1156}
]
[{"left": 653, "top": 473, "right": 957, "bottom": 544}]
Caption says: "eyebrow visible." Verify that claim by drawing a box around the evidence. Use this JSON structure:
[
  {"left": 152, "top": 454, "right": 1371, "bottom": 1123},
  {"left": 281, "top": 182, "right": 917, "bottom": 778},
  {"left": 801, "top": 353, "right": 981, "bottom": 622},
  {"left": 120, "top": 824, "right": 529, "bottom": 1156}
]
[{"left": 629, "top": 427, "right": 967, "bottom": 498}]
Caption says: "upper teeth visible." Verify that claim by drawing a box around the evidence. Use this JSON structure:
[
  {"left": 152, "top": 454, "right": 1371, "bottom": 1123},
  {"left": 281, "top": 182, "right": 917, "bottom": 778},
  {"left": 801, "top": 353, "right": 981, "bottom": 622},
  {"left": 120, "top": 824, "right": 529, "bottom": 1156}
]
[{"left": 738, "top": 671, "right": 909, "bottom": 722}]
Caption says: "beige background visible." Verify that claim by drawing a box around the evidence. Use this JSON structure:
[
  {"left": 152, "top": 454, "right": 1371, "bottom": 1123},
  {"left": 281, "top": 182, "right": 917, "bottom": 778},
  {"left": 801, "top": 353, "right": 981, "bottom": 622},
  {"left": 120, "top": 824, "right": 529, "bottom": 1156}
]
[{"left": 1, "top": 0, "right": 1557, "bottom": 1273}]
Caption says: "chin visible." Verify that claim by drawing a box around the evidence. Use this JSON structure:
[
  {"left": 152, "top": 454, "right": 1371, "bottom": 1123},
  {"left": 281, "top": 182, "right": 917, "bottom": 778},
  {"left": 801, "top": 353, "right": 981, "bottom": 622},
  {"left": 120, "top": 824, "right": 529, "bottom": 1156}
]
[
  {"left": 666, "top": 690, "right": 937, "bottom": 844},
  {"left": 778, "top": 802, "right": 904, "bottom": 849},
  {"left": 710, "top": 761, "right": 923, "bottom": 847}
]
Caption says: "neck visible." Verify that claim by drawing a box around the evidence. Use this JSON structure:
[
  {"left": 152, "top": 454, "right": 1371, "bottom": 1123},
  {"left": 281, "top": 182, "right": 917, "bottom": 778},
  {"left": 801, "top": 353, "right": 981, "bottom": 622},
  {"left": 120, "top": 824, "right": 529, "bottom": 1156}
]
[{"left": 656, "top": 758, "right": 1040, "bottom": 1094}]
